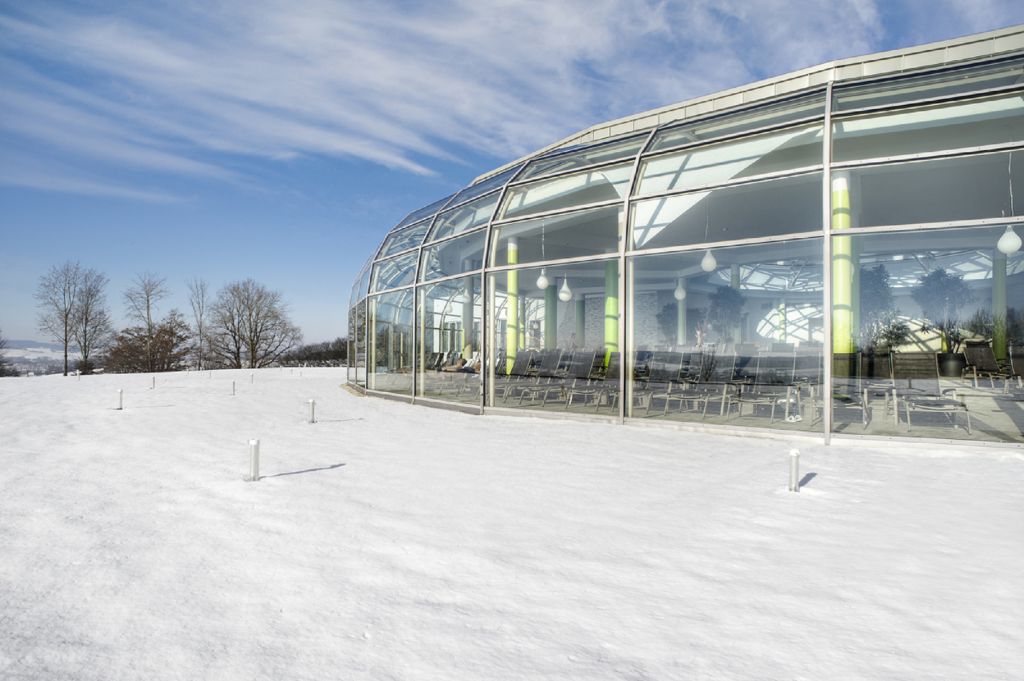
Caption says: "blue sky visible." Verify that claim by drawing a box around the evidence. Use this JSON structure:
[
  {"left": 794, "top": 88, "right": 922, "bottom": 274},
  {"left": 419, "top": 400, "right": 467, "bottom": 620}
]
[{"left": 2, "top": 1, "right": 1024, "bottom": 343}]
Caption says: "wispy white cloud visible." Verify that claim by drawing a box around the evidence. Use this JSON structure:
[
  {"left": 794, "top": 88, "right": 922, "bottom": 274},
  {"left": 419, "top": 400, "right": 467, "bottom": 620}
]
[{"left": 1, "top": 0, "right": 1022, "bottom": 201}]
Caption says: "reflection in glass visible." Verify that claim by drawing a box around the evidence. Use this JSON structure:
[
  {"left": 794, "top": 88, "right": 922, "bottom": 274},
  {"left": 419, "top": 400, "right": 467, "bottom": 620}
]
[
  {"left": 487, "top": 259, "right": 620, "bottom": 413},
  {"left": 491, "top": 205, "right": 622, "bottom": 267},
  {"left": 830, "top": 226, "right": 1024, "bottom": 443},
  {"left": 430, "top": 191, "right": 499, "bottom": 242},
  {"left": 637, "top": 124, "right": 822, "bottom": 196},
  {"left": 649, "top": 93, "right": 825, "bottom": 153},
  {"left": 350, "top": 302, "right": 367, "bottom": 386},
  {"left": 839, "top": 150, "right": 1023, "bottom": 228},
  {"left": 380, "top": 219, "right": 431, "bottom": 257},
  {"left": 420, "top": 230, "right": 486, "bottom": 281},
  {"left": 448, "top": 165, "right": 522, "bottom": 207},
  {"left": 371, "top": 251, "right": 418, "bottom": 293},
  {"left": 833, "top": 56, "right": 1024, "bottom": 112},
  {"left": 833, "top": 93, "right": 1024, "bottom": 162},
  {"left": 631, "top": 173, "right": 822, "bottom": 250},
  {"left": 500, "top": 163, "right": 631, "bottom": 219},
  {"left": 628, "top": 239, "right": 823, "bottom": 432},
  {"left": 519, "top": 134, "right": 647, "bottom": 182},
  {"left": 369, "top": 290, "right": 414, "bottom": 394},
  {"left": 417, "top": 276, "right": 482, "bottom": 404},
  {"left": 351, "top": 259, "right": 373, "bottom": 307}
]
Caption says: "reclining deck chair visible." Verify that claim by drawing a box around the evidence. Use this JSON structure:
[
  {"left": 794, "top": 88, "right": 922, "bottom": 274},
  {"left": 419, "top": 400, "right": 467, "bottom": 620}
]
[{"left": 892, "top": 352, "right": 970, "bottom": 434}]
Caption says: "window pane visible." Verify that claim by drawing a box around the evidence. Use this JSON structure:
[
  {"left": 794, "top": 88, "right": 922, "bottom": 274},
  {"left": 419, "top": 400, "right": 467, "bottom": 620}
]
[
  {"left": 420, "top": 230, "right": 486, "bottom": 281},
  {"left": 429, "top": 191, "right": 499, "bottom": 242},
  {"left": 836, "top": 150, "right": 1023, "bottom": 228},
  {"left": 380, "top": 219, "right": 431, "bottom": 257},
  {"left": 449, "top": 165, "right": 522, "bottom": 206},
  {"left": 486, "top": 259, "right": 621, "bottom": 413},
  {"left": 369, "top": 290, "right": 414, "bottom": 394},
  {"left": 519, "top": 134, "right": 647, "bottom": 182},
  {"left": 350, "top": 301, "right": 367, "bottom": 386},
  {"left": 636, "top": 124, "right": 822, "bottom": 196},
  {"left": 649, "top": 93, "right": 825, "bottom": 153},
  {"left": 394, "top": 194, "right": 454, "bottom": 231},
  {"left": 830, "top": 225, "right": 1024, "bottom": 443},
  {"left": 628, "top": 238, "right": 823, "bottom": 432},
  {"left": 631, "top": 173, "right": 822, "bottom": 250},
  {"left": 371, "top": 251, "right": 418, "bottom": 292},
  {"left": 490, "top": 205, "right": 622, "bottom": 267},
  {"left": 417, "top": 275, "right": 482, "bottom": 404},
  {"left": 833, "top": 93, "right": 1024, "bottom": 163},
  {"left": 834, "top": 57, "right": 1024, "bottom": 112},
  {"left": 350, "top": 259, "right": 373, "bottom": 307},
  {"left": 500, "top": 163, "right": 631, "bottom": 220}
]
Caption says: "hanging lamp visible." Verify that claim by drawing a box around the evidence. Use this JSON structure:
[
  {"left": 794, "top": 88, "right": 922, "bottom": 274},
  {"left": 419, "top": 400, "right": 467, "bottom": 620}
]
[
  {"left": 701, "top": 249, "right": 717, "bottom": 272},
  {"left": 997, "top": 226, "right": 1021, "bottom": 255},
  {"left": 536, "top": 268, "right": 549, "bottom": 289},
  {"left": 673, "top": 278, "right": 687, "bottom": 301},
  {"left": 558, "top": 277, "right": 573, "bottom": 302}
]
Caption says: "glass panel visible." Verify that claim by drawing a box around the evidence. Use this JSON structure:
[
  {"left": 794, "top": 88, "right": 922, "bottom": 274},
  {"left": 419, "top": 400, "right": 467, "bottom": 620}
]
[
  {"left": 500, "top": 163, "right": 631, "bottom": 220},
  {"left": 837, "top": 150, "right": 1023, "bottom": 228},
  {"left": 420, "top": 230, "right": 486, "bottom": 281},
  {"left": 369, "top": 290, "right": 414, "bottom": 394},
  {"left": 417, "top": 275, "right": 482, "bottom": 404},
  {"left": 394, "top": 194, "right": 454, "bottom": 231},
  {"left": 833, "top": 93, "right": 1024, "bottom": 162},
  {"left": 519, "top": 134, "right": 647, "bottom": 182},
  {"left": 631, "top": 173, "right": 822, "bottom": 250},
  {"left": 490, "top": 205, "right": 622, "bottom": 267},
  {"left": 830, "top": 225, "right": 1024, "bottom": 443},
  {"left": 380, "top": 218, "right": 431, "bottom": 257},
  {"left": 649, "top": 93, "right": 825, "bottom": 153},
  {"left": 834, "top": 56, "right": 1024, "bottom": 112},
  {"left": 636, "top": 124, "right": 822, "bottom": 196},
  {"left": 429, "top": 191, "right": 499, "bottom": 242},
  {"left": 371, "top": 251, "right": 418, "bottom": 292},
  {"left": 449, "top": 165, "right": 522, "bottom": 206},
  {"left": 352, "top": 301, "right": 367, "bottom": 387},
  {"left": 628, "top": 238, "right": 823, "bottom": 432},
  {"left": 486, "top": 259, "right": 621, "bottom": 414},
  {"left": 350, "top": 259, "right": 373, "bottom": 307}
]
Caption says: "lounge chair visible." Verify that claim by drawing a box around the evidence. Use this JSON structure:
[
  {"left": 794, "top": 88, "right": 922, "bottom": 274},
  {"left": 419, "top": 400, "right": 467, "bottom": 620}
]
[
  {"left": 892, "top": 352, "right": 970, "bottom": 434},
  {"left": 962, "top": 340, "right": 1011, "bottom": 389}
]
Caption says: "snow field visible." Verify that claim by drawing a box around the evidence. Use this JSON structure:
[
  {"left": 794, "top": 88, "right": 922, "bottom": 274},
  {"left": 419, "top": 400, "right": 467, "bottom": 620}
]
[{"left": 0, "top": 368, "right": 1022, "bottom": 680}]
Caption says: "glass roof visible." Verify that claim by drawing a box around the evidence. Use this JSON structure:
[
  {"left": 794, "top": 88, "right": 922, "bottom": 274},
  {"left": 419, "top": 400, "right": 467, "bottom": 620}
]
[
  {"left": 517, "top": 134, "right": 648, "bottom": 182},
  {"left": 379, "top": 218, "right": 432, "bottom": 258},
  {"left": 448, "top": 165, "right": 522, "bottom": 207},
  {"left": 392, "top": 194, "right": 455, "bottom": 232}
]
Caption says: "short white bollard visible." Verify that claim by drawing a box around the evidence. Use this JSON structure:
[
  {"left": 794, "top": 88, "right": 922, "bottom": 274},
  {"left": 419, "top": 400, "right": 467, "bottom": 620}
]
[
  {"left": 789, "top": 448, "right": 800, "bottom": 493},
  {"left": 117, "top": 389, "right": 123, "bottom": 410},
  {"left": 308, "top": 399, "right": 316, "bottom": 424},
  {"left": 232, "top": 380, "right": 236, "bottom": 396},
  {"left": 246, "top": 439, "right": 260, "bottom": 482},
  {"left": 250, "top": 373, "right": 254, "bottom": 384},
  {"left": 150, "top": 376, "right": 155, "bottom": 390}
]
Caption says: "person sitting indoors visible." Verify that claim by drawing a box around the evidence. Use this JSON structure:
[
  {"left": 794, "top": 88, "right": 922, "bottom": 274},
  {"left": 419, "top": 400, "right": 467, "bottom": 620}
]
[{"left": 441, "top": 358, "right": 469, "bottom": 372}]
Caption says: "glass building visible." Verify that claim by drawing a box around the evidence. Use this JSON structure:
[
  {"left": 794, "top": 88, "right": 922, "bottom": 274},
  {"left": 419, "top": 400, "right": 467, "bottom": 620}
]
[{"left": 348, "top": 26, "right": 1024, "bottom": 447}]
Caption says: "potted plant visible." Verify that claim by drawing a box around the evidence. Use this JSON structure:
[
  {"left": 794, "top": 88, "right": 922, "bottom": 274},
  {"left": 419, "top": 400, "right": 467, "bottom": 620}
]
[
  {"left": 911, "top": 268, "right": 972, "bottom": 376},
  {"left": 705, "top": 286, "right": 744, "bottom": 345}
]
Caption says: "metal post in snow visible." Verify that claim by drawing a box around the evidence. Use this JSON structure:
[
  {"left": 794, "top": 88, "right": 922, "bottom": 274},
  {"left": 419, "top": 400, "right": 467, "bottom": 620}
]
[
  {"left": 232, "top": 380, "right": 236, "bottom": 396},
  {"left": 246, "top": 439, "right": 260, "bottom": 482},
  {"left": 250, "top": 373, "right": 254, "bottom": 384},
  {"left": 151, "top": 376, "right": 155, "bottom": 390},
  {"left": 117, "top": 389, "right": 123, "bottom": 410},
  {"left": 789, "top": 448, "right": 800, "bottom": 493},
  {"left": 308, "top": 399, "right": 316, "bottom": 424}
]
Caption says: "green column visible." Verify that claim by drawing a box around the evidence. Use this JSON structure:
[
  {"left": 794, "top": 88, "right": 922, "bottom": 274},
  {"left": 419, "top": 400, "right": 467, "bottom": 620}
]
[
  {"left": 575, "top": 298, "right": 586, "bottom": 348},
  {"left": 676, "top": 278, "right": 687, "bottom": 346},
  {"left": 462, "top": 278, "right": 474, "bottom": 358},
  {"left": 832, "top": 171, "right": 855, "bottom": 354},
  {"left": 505, "top": 238, "right": 518, "bottom": 374},
  {"left": 544, "top": 284, "right": 557, "bottom": 349},
  {"left": 994, "top": 250, "right": 1008, "bottom": 361},
  {"left": 604, "top": 261, "right": 619, "bottom": 362}
]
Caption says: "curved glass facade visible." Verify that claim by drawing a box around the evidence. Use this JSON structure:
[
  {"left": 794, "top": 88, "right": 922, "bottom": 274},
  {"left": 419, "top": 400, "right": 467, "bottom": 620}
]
[{"left": 348, "top": 40, "right": 1024, "bottom": 446}]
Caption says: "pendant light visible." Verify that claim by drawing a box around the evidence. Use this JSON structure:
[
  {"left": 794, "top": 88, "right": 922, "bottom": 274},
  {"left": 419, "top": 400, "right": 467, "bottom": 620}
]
[
  {"left": 558, "top": 277, "right": 573, "bottom": 302},
  {"left": 997, "top": 226, "right": 1021, "bottom": 255},
  {"left": 536, "top": 268, "right": 549, "bottom": 289},
  {"left": 701, "top": 249, "right": 717, "bottom": 272},
  {"left": 673, "top": 278, "right": 687, "bottom": 301}
]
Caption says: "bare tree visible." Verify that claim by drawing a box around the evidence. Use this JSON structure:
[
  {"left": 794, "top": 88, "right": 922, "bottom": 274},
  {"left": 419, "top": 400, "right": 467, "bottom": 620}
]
[
  {"left": 208, "top": 279, "right": 302, "bottom": 368},
  {"left": 186, "top": 277, "right": 209, "bottom": 370},
  {"left": 36, "top": 261, "right": 82, "bottom": 375},
  {"left": 0, "top": 327, "right": 16, "bottom": 377},
  {"left": 73, "top": 268, "right": 113, "bottom": 374},
  {"left": 124, "top": 273, "right": 168, "bottom": 372}
]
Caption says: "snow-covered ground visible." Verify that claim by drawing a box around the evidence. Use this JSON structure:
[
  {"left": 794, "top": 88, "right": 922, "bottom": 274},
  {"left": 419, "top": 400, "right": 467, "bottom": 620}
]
[{"left": 1, "top": 368, "right": 1021, "bottom": 680}]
